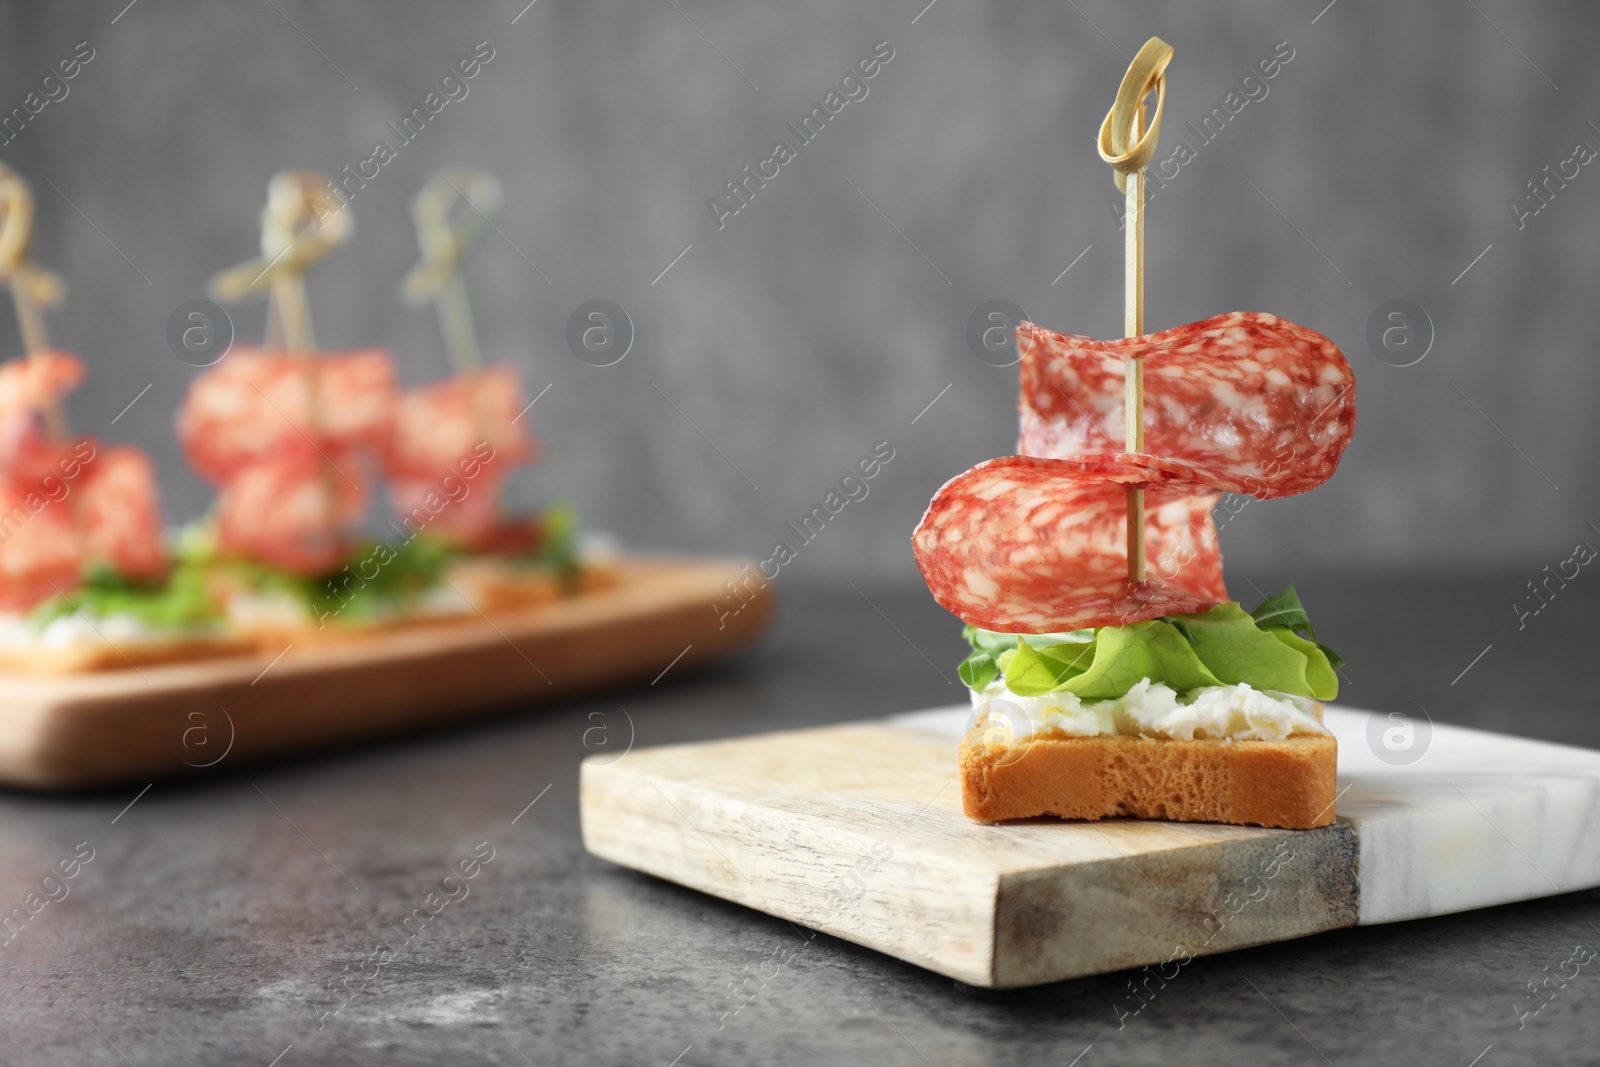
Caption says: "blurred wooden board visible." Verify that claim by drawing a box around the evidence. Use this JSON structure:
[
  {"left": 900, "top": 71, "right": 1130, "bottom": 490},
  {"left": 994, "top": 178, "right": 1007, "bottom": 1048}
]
[
  {"left": 0, "top": 556, "right": 770, "bottom": 790},
  {"left": 581, "top": 705, "right": 1600, "bottom": 988}
]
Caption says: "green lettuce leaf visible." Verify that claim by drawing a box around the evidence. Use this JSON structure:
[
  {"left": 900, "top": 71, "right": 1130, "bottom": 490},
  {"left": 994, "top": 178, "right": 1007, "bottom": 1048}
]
[
  {"left": 1248, "top": 586, "right": 1315, "bottom": 632},
  {"left": 1177, "top": 601, "right": 1336, "bottom": 700},
  {"left": 957, "top": 652, "right": 999, "bottom": 691},
  {"left": 1264, "top": 627, "right": 1340, "bottom": 699},
  {"left": 29, "top": 562, "right": 222, "bottom": 629},
  {"left": 958, "top": 624, "right": 1090, "bottom": 692},
  {"left": 538, "top": 500, "right": 582, "bottom": 581},
  {"left": 960, "top": 585, "right": 1341, "bottom": 702},
  {"left": 999, "top": 637, "right": 1099, "bottom": 694},
  {"left": 1002, "top": 621, "right": 1223, "bottom": 699},
  {"left": 1249, "top": 583, "right": 1345, "bottom": 671}
]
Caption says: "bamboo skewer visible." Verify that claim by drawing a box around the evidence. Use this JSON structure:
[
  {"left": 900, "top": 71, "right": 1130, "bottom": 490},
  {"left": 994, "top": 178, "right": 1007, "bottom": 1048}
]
[
  {"left": 210, "top": 171, "right": 351, "bottom": 355},
  {"left": 0, "top": 166, "right": 96, "bottom": 561},
  {"left": 210, "top": 173, "right": 354, "bottom": 524},
  {"left": 1098, "top": 38, "right": 1173, "bottom": 586},
  {"left": 401, "top": 171, "right": 505, "bottom": 486},
  {"left": 1123, "top": 99, "right": 1147, "bottom": 583},
  {"left": 401, "top": 170, "right": 502, "bottom": 375},
  {"left": 0, "top": 165, "right": 69, "bottom": 442}
]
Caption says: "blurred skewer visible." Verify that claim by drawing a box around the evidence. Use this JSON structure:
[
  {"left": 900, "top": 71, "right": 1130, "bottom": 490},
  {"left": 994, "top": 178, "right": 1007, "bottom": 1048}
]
[
  {"left": 401, "top": 169, "right": 504, "bottom": 480},
  {"left": 0, "top": 164, "right": 69, "bottom": 441},
  {"left": 209, "top": 171, "right": 351, "bottom": 356},
  {"left": 208, "top": 172, "right": 354, "bottom": 531},
  {"left": 401, "top": 169, "right": 502, "bottom": 374}
]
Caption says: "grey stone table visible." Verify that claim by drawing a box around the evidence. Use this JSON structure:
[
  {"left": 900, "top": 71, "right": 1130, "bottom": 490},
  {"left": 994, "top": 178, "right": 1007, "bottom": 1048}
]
[{"left": 1, "top": 568, "right": 1596, "bottom": 1066}]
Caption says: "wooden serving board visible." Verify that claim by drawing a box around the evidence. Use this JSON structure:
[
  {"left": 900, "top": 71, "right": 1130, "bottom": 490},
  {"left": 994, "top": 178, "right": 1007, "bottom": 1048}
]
[
  {"left": 0, "top": 556, "right": 769, "bottom": 790},
  {"left": 581, "top": 704, "right": 1600, "bottom": 988}
]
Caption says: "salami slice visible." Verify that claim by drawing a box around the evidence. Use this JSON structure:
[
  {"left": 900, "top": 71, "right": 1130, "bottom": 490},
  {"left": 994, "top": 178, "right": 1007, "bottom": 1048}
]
[
  {"left": 215, "top": 448, "right": 368, "bottom": 575},
  {"left": 0, "top": 354, "right": 173, "bottom": 598},
  {"left": 78, "top": 443, "right": 167, "bottom": 581},
  {"left": 912, "top": 455, "right": 1226, "bottom": 633},
  {"left": 0, "top": 350, "right": 85, "bottom": 417},
  {"left": 389, "top": 469, "right": 506, "bottom": 549},
  {"left": 386, "top": 364, "right": 536, "bottom": 482},
  {"left": 0, "top": 473, "right": 82, "bottom": 610},
  {"left": 0, "top": 351, "right": 87, "bottom": 481},
  {"left": 178, "top": 346, "right": 399, "bottom": 483},
  {"left": 1018, "top": 311, "right": 1354, "bottom": 498}
]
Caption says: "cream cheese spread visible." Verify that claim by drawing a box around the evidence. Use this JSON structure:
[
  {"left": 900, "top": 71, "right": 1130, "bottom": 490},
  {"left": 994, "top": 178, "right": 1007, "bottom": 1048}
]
[{"left": 969, "top": 677, "right": 1327, "bottom": 743}]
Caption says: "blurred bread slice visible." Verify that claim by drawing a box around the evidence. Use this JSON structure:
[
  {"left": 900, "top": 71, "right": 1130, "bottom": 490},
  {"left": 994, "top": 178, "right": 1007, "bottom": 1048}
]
[
  {"left": 0, "top": 632, "right": 251, "bottom": 675},
  {"left": 218, "top": 558, "right": 622, "bottom": 651}
]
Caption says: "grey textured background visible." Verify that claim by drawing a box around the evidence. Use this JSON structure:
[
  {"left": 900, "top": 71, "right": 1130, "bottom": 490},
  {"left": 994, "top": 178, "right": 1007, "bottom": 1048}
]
[{"left": 0, "top": 0, "right": 1594, "bottom": 587}]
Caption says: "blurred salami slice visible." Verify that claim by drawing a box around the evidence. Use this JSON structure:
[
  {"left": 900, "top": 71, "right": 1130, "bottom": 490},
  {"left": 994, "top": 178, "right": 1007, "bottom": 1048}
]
[
  {"left": 0, "top": 350, "right": 84, "bottom": 416},
  {"left": 1018, "top": 311, "right": 1354, "bottom": 498},
  {"left": 215, "top": 448, "right": 368, "bottom": 575},
  {"left": 0, "top": 351, "right": 86, "bottom": 480},
  {"left": 386, "top": 364, "right": 537, "bottom": 482},
  {"left": 178, "top": 346, "right": 399, "bottom": 483},
  {"left": 912, "top": 456, "right": 1224, "bottom": 633},
  {"left": 78, "top": 443, "right": 168, "bottom": 581},
  {"left": 389, "top": 469, "right": 507, "bottom": 549},
  {"left": 0, "top": 473, "right": 82, "bottom": 610}
]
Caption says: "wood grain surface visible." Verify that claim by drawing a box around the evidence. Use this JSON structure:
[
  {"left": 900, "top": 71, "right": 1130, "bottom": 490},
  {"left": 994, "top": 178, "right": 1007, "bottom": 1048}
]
[{"left": 582, "top": 716, "right": 1357, "bottom": 988}]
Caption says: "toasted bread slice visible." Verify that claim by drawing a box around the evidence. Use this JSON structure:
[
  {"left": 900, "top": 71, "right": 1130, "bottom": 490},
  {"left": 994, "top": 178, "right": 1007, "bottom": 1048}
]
[
  {"left": 0, "top": 632, "right": 253, "bottom": 675},
  {"left": 220, "top": 559, "right": 623, "bottom": 652},
  {"left": 437, "top": 556, "right": 621, "bottom": 615},
  {"left": 960, "top": 725, "right": 1338, "bottom": 830}
]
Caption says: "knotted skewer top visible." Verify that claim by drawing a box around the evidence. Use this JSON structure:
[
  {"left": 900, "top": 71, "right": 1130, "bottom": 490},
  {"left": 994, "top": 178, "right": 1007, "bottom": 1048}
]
[
  {"left": 0, "top": 165, "right": 66, "bottom": 352},
  {"left": 0, "top": 165, "right": 70, "bottom": 442},
  {"left": 209, "top": 171, "right": 351, "bottom": 354},
  {"left": 401, "top": 170, "right": 500, "bottom": 306},
  {"left": 1097, "top": 37, "right": 1173, "bottom": 194},
  {"left": 209, "top": 172, "right": 351, "bottom": 301},
  {"left": 400, "top": 170, "right": 502, "bottom": 373}
]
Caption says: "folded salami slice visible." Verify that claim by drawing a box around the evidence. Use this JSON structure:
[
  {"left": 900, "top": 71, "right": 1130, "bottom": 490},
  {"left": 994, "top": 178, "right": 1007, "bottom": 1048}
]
[
  {"left": 389, "top": 470, "right": 507, "bottom": 549},
  {"left": 386, "top": 364, "right": 537, "bottom": 482},
  {"left": 0, "top": 350, "right": 84, "bottom": 419},
  {"left": 0, "top": 473, "right": 83, "bottom": 610},
  {"left": 178, "top": 346, "right": 399, "bottom": 484},
  {"left": 0, "top": 351, "right": 86, "bottom": 481},
  {"left": 912, "top": 456, "right": 1225, "bottom": 633},
  {"left": 78, "top": 443, "right": 168, "bottom": 581},
  {"left": 215, "top": 448, "right": 369, "bottom": 575},
  {"left": 1018, "top": 311, "right": 1354, "bottom": 499}
]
